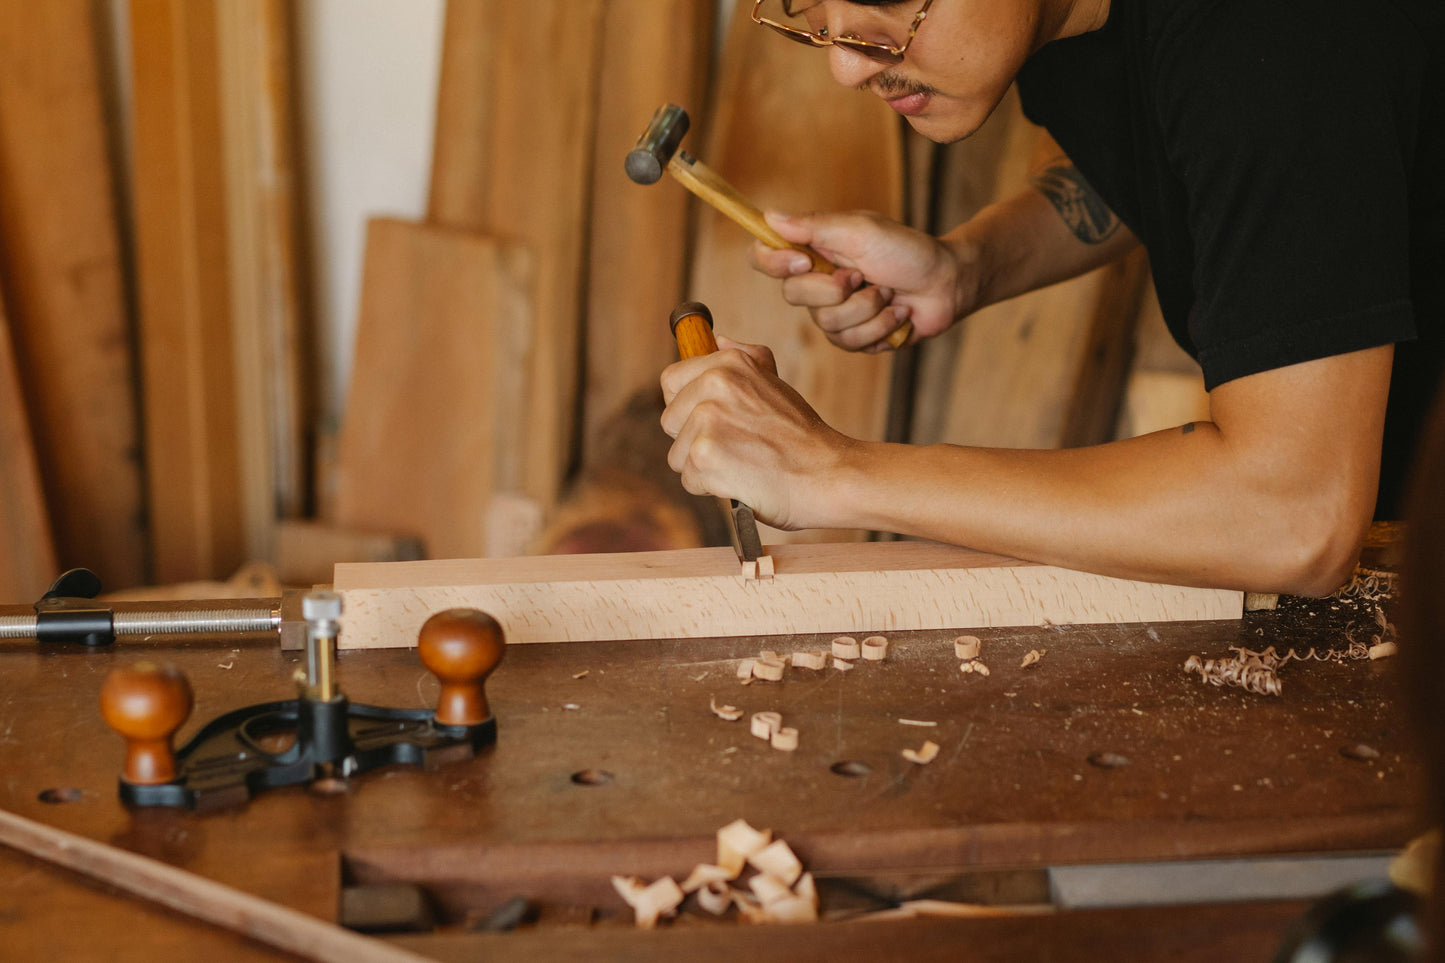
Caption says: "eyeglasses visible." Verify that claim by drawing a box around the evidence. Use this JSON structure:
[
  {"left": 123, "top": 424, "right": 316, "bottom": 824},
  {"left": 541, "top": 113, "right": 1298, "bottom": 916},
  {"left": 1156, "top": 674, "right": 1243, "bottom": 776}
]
[{"left": 752, "top": 0, "right": 936, "bottom": 66}]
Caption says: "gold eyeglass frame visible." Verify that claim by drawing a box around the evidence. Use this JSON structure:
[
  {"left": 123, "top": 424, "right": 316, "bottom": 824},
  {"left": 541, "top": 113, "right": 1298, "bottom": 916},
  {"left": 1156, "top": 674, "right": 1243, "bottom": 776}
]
[{"left": 752, "top": 0, "right": 936, "bottom": 65}]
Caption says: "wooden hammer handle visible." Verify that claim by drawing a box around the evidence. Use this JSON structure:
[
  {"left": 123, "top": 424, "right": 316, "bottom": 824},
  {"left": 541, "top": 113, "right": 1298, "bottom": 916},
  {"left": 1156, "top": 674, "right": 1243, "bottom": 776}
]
[{"left": 668, "top": 154, "right": 911, "bottom": 350}]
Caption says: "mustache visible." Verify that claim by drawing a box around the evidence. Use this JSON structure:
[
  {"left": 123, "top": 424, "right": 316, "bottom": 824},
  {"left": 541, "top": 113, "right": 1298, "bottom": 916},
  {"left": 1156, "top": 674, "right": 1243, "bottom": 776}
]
[{"left": 860, "top": 73, "right": 936, "bottom": 98}]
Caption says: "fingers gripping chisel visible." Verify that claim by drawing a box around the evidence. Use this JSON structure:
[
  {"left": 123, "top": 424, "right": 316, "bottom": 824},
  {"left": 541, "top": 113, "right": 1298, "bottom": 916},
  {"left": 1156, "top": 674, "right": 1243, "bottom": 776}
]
[{"left": 668, "top": 301, "right": 773, "bottom": 580}]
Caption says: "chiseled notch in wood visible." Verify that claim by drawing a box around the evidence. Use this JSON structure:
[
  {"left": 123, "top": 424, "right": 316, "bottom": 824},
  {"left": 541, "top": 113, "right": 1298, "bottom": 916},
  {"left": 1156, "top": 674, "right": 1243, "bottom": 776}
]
[{"left": 332, "top": 541, "right": 1243, "bottom": 649}]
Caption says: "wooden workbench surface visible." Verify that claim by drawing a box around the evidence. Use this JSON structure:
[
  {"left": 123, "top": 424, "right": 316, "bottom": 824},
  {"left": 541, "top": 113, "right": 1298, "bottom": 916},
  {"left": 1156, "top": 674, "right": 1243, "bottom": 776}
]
[{"left": 0, "top": 570, "right": 1423, "bottom": 960}]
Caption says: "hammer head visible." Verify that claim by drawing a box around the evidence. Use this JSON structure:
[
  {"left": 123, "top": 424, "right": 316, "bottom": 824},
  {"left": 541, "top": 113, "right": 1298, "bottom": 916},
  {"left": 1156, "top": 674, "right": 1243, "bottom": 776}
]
[{"left": 625, "top": 104, "right": 690, "bottom": 186}]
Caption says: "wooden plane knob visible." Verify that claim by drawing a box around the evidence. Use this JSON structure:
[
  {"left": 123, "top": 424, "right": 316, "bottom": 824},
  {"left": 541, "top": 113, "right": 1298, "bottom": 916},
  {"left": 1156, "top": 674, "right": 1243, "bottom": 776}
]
[
  {"left": 99, "top": 662, "right": 193, "bottom": 785},
  {"left": 416, "top": 609, "right": 505, "bottom": 727}
]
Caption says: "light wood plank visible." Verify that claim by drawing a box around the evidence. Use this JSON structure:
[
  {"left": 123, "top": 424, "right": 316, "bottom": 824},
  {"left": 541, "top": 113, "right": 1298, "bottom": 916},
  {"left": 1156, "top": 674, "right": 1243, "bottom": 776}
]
[
  {"left": 216, "top": 0, "right": 310, "bottom": 560},
  {"left": 0, "top": 0, "right": 146, "bottom": 586},
  {"left": 582, "top": 0, "right": 715, "bottom": 465},
  {"left": 688, "top": 0, "right": 905, "bottom": 544},
  {"left": 428, "top": 0, "right": 606, "bottom": 508},
  {"left": 333, "top": 541, "right": 1243, "bottom": 649},
  {"left": 333, "top": 218, "right": 535, "bottom": 561},
  {"left": 130, "top": 0, "right": 247, "bottom": 582}
]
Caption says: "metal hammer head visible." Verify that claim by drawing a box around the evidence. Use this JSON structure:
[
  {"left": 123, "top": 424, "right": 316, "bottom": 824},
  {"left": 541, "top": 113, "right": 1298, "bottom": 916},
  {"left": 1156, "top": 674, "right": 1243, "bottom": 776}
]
[{"left": 625, "top": 104, "right": 690, "bottom": 186}]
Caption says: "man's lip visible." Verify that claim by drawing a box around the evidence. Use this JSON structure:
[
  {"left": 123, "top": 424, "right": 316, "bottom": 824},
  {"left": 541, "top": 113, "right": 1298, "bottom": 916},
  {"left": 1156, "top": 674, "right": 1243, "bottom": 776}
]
[{"left": 883, "top": 91, "right": 930, "bottom": 116}]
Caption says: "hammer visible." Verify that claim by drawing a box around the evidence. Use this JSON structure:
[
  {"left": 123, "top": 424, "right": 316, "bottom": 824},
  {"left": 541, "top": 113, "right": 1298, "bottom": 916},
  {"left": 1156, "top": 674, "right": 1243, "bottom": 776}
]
[{"left": 627, "top": 104, "right": 912, "bottom": 351}]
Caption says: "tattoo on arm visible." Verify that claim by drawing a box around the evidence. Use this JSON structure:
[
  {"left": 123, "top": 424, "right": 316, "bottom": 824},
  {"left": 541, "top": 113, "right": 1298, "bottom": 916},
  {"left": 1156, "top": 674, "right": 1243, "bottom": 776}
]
[
  {"left": 1181, "top": 422, "right": 1196, "bottom": 435},
  {"left": 1030, "top": 163, "right": 1121, "bottom": 245}
]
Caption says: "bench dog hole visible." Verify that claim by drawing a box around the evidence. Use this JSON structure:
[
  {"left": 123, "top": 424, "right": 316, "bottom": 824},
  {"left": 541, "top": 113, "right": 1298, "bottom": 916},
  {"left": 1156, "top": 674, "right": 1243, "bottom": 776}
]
[
  {"left": 830, "top": 761, "right": 872, "bottom": 778},
  {"left": 571, "top": 769, "right": 614, "bottom": 786}
]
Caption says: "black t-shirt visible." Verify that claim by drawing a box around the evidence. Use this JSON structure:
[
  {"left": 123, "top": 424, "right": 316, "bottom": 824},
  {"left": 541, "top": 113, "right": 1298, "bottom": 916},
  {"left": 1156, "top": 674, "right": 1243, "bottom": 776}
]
[{"left": 1016, "top": 0, "right": 1444, "bottom": 518}]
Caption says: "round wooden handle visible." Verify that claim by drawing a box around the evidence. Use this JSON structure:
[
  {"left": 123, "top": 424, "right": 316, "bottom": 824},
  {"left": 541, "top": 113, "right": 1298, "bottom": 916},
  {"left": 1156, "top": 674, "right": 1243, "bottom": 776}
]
[
  {"left": 99, "top": 662, "right": 193, "bottom": 785},
  {"left": 416, "top": 609, "right": 505, "bottom": 726},
  {"left": 669, "top": 301, "right": 718, "bottom": 360}
]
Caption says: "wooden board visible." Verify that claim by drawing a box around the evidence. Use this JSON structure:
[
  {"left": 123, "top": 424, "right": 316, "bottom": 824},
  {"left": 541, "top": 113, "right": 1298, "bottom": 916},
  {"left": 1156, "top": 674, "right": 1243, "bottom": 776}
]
[
  {"left": 0, "top": 0, "right": 146, "bottom": 587},
  {"left": 333, "top": 540, "right": 1243, "bottom": 649},
  {"left": 689, "top": 0, "right": 905, "bottom": 544},
  {"left": 428, "top": 0, "right": 607, "bottom": 509},
  {"left": 333, "top": 218, "right": 535, "bottom": 561},
  {"left": 582, "top": 0, "right": 715, "bottom": 466},
  {"left": 216, "top": 0, "right": 311, "bottom": 559},
  {"left": 130, "top": 0, "right": 247, "bottom": 583},
  {"left": 0, "top": 293, "right": 55, "bottom": 603}
]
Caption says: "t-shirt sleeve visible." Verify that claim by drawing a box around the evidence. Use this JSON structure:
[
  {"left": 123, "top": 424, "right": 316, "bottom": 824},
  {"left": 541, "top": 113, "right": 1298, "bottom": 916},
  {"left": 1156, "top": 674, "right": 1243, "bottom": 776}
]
[{"left": 1153, "top": 2, "right": 1419, "bottom": 389}]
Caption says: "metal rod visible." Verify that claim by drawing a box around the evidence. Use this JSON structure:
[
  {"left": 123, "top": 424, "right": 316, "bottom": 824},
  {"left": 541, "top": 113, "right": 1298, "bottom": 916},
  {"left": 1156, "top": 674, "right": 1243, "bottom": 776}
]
[{"left": 0, "top": 605, "right": 280, "bottom": 640}]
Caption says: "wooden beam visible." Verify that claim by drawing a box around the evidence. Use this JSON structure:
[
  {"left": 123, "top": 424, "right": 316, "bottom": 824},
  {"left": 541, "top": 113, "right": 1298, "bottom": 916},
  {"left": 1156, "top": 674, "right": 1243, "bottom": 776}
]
[
  {"left": 0, "top": 807, "right": 430, "bottom": 963},
  {"left": 130, "top": 0, "right": 247, "bottom": 582},
  {"left": 0, "top": 0, "right": 146, "bottom": 587},
  {"left": 216, "top": 0, "right": 311, "bottom": 558},
  {"left": 333, "top": 541, "right": 1243, "bottom": 649},
  {"left": 0, "top": 289, "right": 56, "bottom": 602}
]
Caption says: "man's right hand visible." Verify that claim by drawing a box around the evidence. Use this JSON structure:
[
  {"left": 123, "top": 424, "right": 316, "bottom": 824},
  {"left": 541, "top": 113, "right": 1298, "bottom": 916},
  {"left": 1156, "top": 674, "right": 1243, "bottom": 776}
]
[{"left": 750, "top": 209, "right": 981, "bottom": 354}]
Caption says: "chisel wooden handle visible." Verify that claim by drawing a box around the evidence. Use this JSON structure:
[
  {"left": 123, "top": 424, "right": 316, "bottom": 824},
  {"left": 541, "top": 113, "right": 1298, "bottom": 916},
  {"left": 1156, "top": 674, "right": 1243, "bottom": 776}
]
[{"left": 668, "top": 154, "right": 912, "bottom": 351}]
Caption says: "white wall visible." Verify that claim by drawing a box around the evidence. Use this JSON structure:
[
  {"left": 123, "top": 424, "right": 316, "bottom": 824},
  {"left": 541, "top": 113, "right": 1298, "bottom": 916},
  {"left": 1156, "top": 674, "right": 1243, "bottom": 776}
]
[{"left": 294, "top": 0, "right": 445, "bottom": 427}]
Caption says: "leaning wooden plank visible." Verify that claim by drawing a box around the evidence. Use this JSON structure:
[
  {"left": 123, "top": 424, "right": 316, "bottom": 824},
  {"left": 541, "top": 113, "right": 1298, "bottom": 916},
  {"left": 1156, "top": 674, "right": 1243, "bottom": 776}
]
[
  {"left": 582, "top": 0, "right": 715, "bottom": 466},
  {"left": 333, "top": 541, "right": 1243, "bottom": 649},
  {"left": 0, "top": 0, "right": 146, "bottom": 586},
  {"left": 428, "top": 0, "right": 606, "bottom": 508},
  {"left": 333, "top": 218, "right": 535, "bottom": 561},
  {"left": 689, "top": 0, "right": 904, "bottom": 544},
  {"left": 216, "top": 0, "right": 310, "bottom": 560},
  {"left": 0, "top": 807, "right": 430, "bottom": 963},
  {"left": 0, "top": 292, "right": 56, "bottom": 603},
  {"left": 130, "top": 0, "right": 247, "bottom": 582}
]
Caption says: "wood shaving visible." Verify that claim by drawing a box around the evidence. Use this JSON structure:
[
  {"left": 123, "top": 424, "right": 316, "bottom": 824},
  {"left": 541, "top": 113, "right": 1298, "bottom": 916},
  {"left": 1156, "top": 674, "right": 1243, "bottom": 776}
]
[
  {"left": 697, "top": 880, "right": 732, "bottom": 915},
  {"left": 612, "top": 875, "right": 684, "bottom": 930},
  {"left": 898, "top": 719, "right": 937, "bottom": 727},
  {"left": 759, "top": 650, "right": 780, "bottom": 662},
  {"left": 1369, "top": 640, "right": 1399, "bottom": 660},
  {"left": 791, "top": 649, "right": 827, "bottom": 670},
  {"left": 747, "top": 840, "right": 803, "bottom": 886},
  {"left": 832, "top": 657, "right": 855, "bottom": 671},
  {"left": 861, "top": 636, "right": 889, "bottom": 661},
  {"left": 1020, "top": 650, "right": 1044, "bottom": 669},
  {"left": 752, "top": 657, "right": 786, "bottom": 682},
  {"left": 902, "top": 740, "right": 940, "bottom": 765},
  {"left": 953, "top": 635, "right": 981, "bottom": 660},
  {"left": 710, "top": 697, "right": 744, "bottom": 722},
  {"left": 959, "top": 661, "right": 974, "bottom": 675},
  {"left": 831, "top": 636, "right": 861, "bottom": 660},
  {"left": 765, "top": 895, "right": 818, "bottom": 924},
  {"left": 973, "top": 662, "right": 990, "bottom": 676},
  {"left": 680, "top": 864, "right": 732, "bottom": 893},
  {"left": 717, "top": 819, "right": 772, "bottom": 877},
  {"left": 750, "top": 712, "right": 782, "bottom": 740},
  {"left": 748, "top": 874, "right": 794, "bottom": 906},
  {"left": 572, "top": 670, "right": 589, "bottom": 679},
  {"left": 770, "top": 727, "right": 799, "bottom": 751},
  {"left": 1333, "top": 567, "right": 1398, "bottom": 602},
  {"left": 736, "top": 659, "right": 756, "bottom": 680}
]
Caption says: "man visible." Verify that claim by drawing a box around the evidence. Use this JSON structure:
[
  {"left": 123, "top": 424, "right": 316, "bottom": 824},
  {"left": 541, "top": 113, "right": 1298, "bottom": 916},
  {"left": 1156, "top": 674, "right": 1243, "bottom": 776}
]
[{"left": 660, "top": 0, "right": 1443, "bottom": 595}]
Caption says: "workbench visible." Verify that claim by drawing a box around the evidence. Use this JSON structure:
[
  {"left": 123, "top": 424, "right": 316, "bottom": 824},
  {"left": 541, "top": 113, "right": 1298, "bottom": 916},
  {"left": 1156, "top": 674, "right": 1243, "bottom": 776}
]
[{"left": 0, "top": 551, "right": 1424, "bottom": 961}]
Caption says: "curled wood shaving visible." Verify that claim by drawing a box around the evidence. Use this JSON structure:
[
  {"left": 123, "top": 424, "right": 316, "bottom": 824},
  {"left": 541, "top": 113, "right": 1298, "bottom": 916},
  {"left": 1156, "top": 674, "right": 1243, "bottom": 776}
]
[
  {"left": 861, "top": 636, "right": 889, "bottom": 661},
  {"left": 737, "top": 659, "right": 756, "bottom": 680},
  {"left": 902, "top": 740, "right": 940, "bottom": 765},
  {"left": 749, "top": 874, "right": 794, "bottom": 906},
  {"left": 959, "top": 661, "right": 974, "bottom": 675},
  {"left": 612, "top": 875, "right": 684, "bottom": 930},
  {"left": 973, "top": 662, "right": 990, "bottom": 676},
  {"left": 1333, "top": 567, "right": 1398, "bottom": 602},
  {"left": 752, "top": 657, "right": 786, "bottom": 682},
  {"left": 759, "top": 650, "right": 780, "bottom": 662},
  {"left": 747, "top": 839, "right": 803, "bottom": 886},
  {"left": 572, "top": 670, "right": 589, "bottom": 679},
  {"left": 831, "top": 636, "right": 861, "bottom": 660},
  {"left": 750, "top": 712, "right": 782, "bottom": 740},
  {"left": 791, "top": 649, "right": 827, "bottom": 670},
  {"left": 833, "top": 657, "right": 855, "bottom": 671},
  {"left": 710, "top": 696, "right": 744, "bottom": 722},
  {"left": 1369, "top": 640, "right": 1399, "bottom": 660},
  {"left": 1183, "top": 652, "right": 1283, "bottom": 697},
  {"left": 770, "top": 727, "right": 799, "bottom": 751},
  {"left": 697, "top": 880, "right": 732, "bottom": 915},
  {"left": 1020, "top": 650, "right": 1044, "bottom": 669},
  {"left": 764, "top": 895, "right": 818, "bottom": 924},
  {"left": 953, "top": 636, "right": 981, "bottom": 660},
  {"left": 680, "top": 864, "right": 732, "bottom": 893},
  {"left": 717, "top": 820, "right": 771, "bottom": 878},
  {"left": 898, "top": 718, "right": 937, "bottom": 727}
]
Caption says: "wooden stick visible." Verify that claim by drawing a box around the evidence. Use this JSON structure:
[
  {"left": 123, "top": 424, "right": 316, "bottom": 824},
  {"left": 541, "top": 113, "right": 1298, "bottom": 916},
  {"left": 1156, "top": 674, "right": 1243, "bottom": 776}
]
[
  {"left": 333, "top": 541, "right": 1243, "bottom": 649},
  {"left": 0, "top": 808, "right": 430, "bottom": 963}
]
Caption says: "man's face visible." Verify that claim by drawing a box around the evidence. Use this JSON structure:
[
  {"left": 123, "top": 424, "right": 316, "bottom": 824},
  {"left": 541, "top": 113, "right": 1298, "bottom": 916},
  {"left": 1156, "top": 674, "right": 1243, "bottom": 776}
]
[{"left": 796, "top": 0, "right": 1044, "bottom": 143}]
